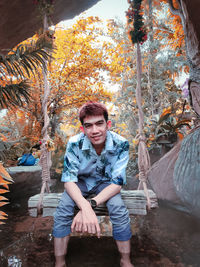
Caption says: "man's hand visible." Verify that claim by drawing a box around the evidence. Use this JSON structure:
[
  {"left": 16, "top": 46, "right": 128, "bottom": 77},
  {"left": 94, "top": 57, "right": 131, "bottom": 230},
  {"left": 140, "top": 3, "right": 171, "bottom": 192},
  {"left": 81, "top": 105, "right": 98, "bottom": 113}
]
[
  {"left": 71, "top": 211, "right": 83, "bottom": 233},
  {"left": 71, "top": 203, "right": 101, "bottom": 238}
]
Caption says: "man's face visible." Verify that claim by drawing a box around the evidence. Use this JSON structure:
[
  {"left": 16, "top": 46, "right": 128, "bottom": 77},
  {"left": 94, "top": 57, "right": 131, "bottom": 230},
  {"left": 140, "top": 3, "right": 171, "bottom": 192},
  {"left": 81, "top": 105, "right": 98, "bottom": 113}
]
[{"left": 81, "top": 115, "right": 111, "bottom": 148}]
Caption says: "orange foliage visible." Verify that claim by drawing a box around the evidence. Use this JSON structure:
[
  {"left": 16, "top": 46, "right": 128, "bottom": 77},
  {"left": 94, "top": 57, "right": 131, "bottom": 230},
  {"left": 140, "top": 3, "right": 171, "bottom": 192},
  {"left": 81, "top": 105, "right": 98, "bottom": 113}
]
[
  {"left": 5, "top": 16, "right": 120, "bottom": 142},
  {"left": 0, "top": 162, "right": 13, "bottom": 224},
  {"left": 177, "top": 132, "right": 184, "bottom": 140},
  {"left": 161, "top": 107, "right": 172, "bottom": 117},
  {"left": 143, "top": 0, "right": 185, "bottom": 56},
  {"left": 155, "top": 0, "right": 185, "bottom": 52}
]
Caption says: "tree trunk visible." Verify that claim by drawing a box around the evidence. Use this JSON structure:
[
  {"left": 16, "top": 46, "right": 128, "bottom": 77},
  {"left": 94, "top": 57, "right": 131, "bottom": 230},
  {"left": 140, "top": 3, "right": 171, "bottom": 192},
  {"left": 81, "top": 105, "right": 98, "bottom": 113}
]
[
  {"left": 49, "top": 112, "right": 58, "bottom": 138},
  {"left": 181, "top": 0, "right": 200, "bottom": 116},
  {"left": 148, "top": 0, "right": 154, "bottom": 117}
]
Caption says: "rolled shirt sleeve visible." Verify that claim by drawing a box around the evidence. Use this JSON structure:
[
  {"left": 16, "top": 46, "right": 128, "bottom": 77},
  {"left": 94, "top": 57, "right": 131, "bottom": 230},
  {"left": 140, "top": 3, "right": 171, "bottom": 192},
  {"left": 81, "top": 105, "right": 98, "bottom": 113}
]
[
  {"left": 61, "top": 140, "right": 80, "bottom": 183},
  {"left": 110, "top": 141, "right": 129, "bottom": 186}
]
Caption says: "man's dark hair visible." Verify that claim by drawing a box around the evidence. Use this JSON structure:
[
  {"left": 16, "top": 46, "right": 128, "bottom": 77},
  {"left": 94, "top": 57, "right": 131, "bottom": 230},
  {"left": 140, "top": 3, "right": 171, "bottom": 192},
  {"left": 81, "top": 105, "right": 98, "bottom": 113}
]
[{"left": 79, "top": 102, "right": 108, "bottom": 125}]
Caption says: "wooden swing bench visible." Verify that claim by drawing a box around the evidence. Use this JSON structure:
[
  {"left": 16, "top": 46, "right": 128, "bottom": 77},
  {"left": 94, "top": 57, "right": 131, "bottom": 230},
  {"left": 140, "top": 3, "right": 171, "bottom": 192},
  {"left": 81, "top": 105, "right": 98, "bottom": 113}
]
[{"left": 28, "top": 189, "right": 158, "bottom": 236}]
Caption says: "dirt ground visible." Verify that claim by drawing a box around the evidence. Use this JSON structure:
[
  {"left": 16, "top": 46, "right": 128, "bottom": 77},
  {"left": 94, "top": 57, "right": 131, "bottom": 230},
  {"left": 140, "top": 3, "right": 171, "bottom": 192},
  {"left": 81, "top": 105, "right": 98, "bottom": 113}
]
[
  {"left": 1, "top": 177, "right": 200, "bottom": 267},
  {"left": 1, "top": 202, "right": 200, "bottom": 267}
]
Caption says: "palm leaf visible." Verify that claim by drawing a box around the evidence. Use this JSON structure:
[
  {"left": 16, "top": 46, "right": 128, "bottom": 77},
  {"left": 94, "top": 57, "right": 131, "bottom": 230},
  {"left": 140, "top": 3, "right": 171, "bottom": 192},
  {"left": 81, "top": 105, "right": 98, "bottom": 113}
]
[
  {"left": 0, "top": 81, "right": 30, "bottom": 108},
  {"left": 0, "top": 40, "right": 52, "bottom": 78}
]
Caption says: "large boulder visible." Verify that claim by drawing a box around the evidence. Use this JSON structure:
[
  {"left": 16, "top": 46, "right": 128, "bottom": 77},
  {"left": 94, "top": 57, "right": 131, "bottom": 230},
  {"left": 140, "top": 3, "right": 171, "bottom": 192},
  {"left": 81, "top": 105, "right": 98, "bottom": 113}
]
[
  {"left": 6, "top": 166, "right": 43, "bottom": 202},
  {"left": 148, "top": 127, "right": 200, "bottom": 218},
  {"left": 7, "top": 165, "right": 42, "bottom": 184},
  {"left": 148, "top": 141, "right": 182, "bottom": 205},
  {"left": 174, "top": 127, "right": 200, "bottom": 217},
  {"left": 0, "top": 0, "right": 100, "bottom": 52}
]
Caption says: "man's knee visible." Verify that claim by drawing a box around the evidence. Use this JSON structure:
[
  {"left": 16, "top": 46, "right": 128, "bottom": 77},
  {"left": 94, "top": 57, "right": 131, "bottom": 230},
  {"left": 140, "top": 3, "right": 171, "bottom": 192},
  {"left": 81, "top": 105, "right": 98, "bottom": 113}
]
[
  {"left": 106, "top": 193, "right": 130, "bottom": 226},
  {"left": 107, "top": 194, "right": 132, "bottom": 241},
  {"left": 53, "top": 191, "right": 75, "bottom": 237},
  {"left": 59, "top": 191, "right": 75, "bottom": 209},
  {"left": 107, "top": 193, "right": 126, "bottom": 214},
  {"left": 54, "top": 191, "right": 75, "bottom": 217}
]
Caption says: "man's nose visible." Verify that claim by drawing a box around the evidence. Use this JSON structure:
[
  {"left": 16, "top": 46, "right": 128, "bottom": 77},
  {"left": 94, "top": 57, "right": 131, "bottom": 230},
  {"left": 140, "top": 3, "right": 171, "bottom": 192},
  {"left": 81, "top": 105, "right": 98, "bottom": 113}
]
[{"left": 91, "top": 124, "right": 98, "bottom": 132}]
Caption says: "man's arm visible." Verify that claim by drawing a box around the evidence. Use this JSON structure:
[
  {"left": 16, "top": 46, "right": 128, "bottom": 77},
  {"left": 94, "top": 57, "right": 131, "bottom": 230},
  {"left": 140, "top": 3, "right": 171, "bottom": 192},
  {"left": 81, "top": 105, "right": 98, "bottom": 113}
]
[
  {"left": 64, "top": 181, "right": 88, "bottom": 209},
  {"left": 69, "top": 183, "right": 121, "bottom": 237},
  {"left": 93, "top": 140, "right": 129, "bottom": 205},
  {"left": 92, "top": 183, "right": 122, "bottom": 206},
  {"left": 65, "top": 182, "right": 101, "bottom": 238}
]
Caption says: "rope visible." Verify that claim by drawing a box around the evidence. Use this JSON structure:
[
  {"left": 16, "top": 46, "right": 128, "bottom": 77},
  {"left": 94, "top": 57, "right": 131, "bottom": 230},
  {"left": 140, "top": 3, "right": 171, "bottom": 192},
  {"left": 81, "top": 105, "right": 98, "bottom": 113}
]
[
  {"left": 37, "top": 13, "right": 52, "bottom": 215},
  {"left": 136, "top": 42, "right": 151, "bottom": 210},
  {"left": 137, "top": 137, "right": 151, "bottom": 209}
]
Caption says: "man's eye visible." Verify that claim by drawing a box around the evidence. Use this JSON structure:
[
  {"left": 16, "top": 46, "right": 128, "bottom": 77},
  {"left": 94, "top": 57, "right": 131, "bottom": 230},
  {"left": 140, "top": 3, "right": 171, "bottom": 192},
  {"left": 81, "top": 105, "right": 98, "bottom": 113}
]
[{"left": 97, "top": 122, "right": 103, "bottom": 125}]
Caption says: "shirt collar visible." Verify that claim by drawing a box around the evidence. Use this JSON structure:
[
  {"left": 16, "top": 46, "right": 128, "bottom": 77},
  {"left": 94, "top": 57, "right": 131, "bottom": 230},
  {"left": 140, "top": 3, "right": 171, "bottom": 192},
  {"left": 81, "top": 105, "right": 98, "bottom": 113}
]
[
  {"left": 82, "top": 135, "right": 92, "bottom": 150},
  {"left": 82, "top": 131, "right": 114, "bottom": 151},
  {"left": 105, "top": 131, "right": 114, "bottom": 151}
]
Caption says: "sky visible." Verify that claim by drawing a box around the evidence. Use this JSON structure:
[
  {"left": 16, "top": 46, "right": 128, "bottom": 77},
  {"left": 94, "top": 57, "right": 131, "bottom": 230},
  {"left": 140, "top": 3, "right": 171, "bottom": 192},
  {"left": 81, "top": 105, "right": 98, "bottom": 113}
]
[{"left": 60, "top": 0, "right": 129, "bottom": 27}]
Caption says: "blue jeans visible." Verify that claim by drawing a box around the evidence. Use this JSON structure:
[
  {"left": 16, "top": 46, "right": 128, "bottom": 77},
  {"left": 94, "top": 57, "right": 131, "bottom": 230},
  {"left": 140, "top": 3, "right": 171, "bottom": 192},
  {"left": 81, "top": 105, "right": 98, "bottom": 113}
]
[{"left": 52, "top": 181, "right": 132, "bottom": 241}]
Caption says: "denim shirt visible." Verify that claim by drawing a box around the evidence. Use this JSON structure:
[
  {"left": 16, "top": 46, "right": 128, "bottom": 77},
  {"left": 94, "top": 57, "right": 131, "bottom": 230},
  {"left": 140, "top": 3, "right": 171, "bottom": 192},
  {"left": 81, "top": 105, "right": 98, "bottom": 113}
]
[{"left": 61, "top": 131, "right": 129, "bottom": 191}]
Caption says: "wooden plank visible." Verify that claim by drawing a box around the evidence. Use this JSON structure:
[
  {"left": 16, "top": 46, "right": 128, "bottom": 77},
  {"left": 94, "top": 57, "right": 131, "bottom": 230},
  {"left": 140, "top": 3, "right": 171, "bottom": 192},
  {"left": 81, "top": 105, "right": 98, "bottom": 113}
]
[{"left": 28, "top": 190, "right": 158, "bottom": 218}]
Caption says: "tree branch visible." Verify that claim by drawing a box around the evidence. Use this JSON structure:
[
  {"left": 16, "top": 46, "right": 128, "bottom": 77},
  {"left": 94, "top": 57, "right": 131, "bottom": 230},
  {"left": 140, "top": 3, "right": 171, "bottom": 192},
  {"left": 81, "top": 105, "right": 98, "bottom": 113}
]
[
  {"left": 167, "top": 0, "right": 181, "bottom": 16},
  {"left": 167, "top": 0, "right": 185, "bottom": 34}
]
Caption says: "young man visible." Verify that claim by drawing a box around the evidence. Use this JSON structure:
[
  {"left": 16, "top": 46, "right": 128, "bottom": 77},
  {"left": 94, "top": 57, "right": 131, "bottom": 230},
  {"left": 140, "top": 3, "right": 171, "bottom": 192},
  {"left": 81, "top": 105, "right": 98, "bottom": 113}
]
[{"left": 53, "top": 102, "right": 133, "bottom": 267}]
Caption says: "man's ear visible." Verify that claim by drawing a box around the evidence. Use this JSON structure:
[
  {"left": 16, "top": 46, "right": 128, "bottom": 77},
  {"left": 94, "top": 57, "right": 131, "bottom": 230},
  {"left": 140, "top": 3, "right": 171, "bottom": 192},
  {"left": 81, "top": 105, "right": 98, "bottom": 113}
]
[
  {"left": 80, "top": 125, "right": 85, "bottom": 133},
  {"left": 107, "top": 120, "right": 112, "bottom": 129}
]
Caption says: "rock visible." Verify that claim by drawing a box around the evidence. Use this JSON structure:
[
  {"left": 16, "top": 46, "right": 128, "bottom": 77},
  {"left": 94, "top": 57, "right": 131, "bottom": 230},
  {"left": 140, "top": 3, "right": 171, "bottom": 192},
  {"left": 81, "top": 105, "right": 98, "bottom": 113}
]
[
  {"left": 148, "top": 127, "right": 200, "bottom": 218},
  {"left": 0, "top": 0, "right": 100, "bottom": 52},
  {"left": 7, "top": 165, "right": 42, "bottom": 188},
  {"left": 6, "top": 166, "right": 43, "bottom": 202},
  {"left": 148, "top": 141, "right": 182, "bottom": 205},
  {"left": 174, "top": 127, "right": 200, "bottom": 217},
  {"left": 5, "top": 166, "right": 60, "bottom": 204}
]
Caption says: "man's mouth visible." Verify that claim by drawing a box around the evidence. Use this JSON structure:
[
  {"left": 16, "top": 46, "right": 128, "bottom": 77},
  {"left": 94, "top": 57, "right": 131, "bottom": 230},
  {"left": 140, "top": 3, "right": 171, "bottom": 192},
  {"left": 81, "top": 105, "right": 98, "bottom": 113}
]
[{"left": 92, "top": 135, "right": 101, "bottom": 140}]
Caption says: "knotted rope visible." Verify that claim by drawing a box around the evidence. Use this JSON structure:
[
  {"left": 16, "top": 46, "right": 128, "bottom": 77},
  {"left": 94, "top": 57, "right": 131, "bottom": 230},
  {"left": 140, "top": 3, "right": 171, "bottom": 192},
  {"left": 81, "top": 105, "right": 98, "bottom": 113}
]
[
  {"left": 137, "top": 135, "right": 151, "bottom": 209},
  {"left": 136, "top": 42, "right": 151, "bottom": 209}
]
